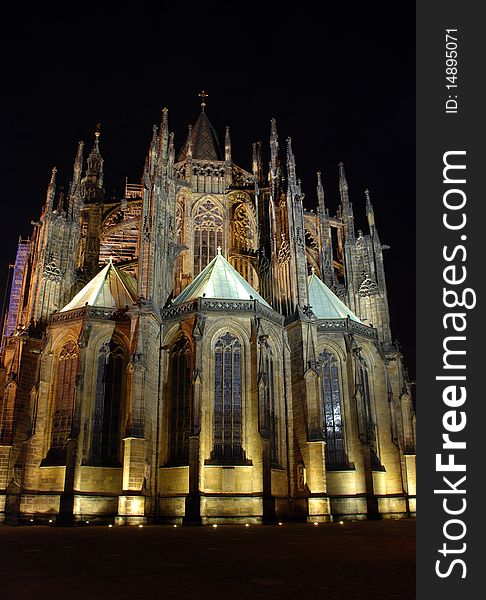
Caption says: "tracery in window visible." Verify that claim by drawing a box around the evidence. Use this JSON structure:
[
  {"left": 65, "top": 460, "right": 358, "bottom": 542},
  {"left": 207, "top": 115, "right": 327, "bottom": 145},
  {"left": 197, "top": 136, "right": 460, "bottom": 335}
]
[
  {"left": 193, "top": 199, "right": 224, "bottom": 275},
  {"left": 168, "top": 335, "right": 192, "bottom": 464},
  {"left": 91, "top": 339, "right": 125, "bottom": 466},
  {"left": 212, "top": 332, "right": 244, "bottom": 463},
  {"left": 48, "top": 341, "right": 79, "bottom": 464},
  {"left": 320, "top": 350, "right": 347, "bottom": 468}
]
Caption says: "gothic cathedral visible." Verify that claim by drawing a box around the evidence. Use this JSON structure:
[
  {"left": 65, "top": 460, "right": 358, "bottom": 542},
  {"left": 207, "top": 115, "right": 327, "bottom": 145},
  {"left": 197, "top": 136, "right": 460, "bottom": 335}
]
[{"left": 0, "top": 99, "right": 416, "bottom": 525}]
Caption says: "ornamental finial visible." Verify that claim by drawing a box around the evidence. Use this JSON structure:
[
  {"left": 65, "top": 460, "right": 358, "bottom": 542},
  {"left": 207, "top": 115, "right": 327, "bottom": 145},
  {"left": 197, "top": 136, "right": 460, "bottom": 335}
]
[{"left": 198, "top": 90, "right": 208, "bottom": 111}]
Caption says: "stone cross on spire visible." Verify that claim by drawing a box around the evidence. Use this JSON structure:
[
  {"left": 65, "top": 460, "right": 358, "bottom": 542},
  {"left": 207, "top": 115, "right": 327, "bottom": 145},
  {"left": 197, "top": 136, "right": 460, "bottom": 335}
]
[{"left": 198, "top": 90, "right": 208, "bottom": 111}]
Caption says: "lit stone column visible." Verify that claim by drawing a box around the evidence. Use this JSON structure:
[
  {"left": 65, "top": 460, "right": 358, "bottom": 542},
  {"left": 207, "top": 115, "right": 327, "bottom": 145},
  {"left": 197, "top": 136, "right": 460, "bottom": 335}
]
[
  {"left": 305, "top": 440, "right": 331, "bottom": 522},
  {"left": 404, "top": 455, "right": 416, "bottom": 514},
  {"left": 115, "top": 311, "right": 148, "bottom": 525},
  {"left": 184, "top": 319, "right": 203, "bottom": 524},
  {"left": 257, "top": 332, "right": 276, "bottom": 523},
  {"left": 57, "top": 327, "right": 94, "bottom": 526},
  {"left": 118, "top": 312, "right": 149, "bottom": 525},
  {"left": 117, "top": 437, "right": 147, "bottom": 525},
  {"left": 0, "top": 446, "right": 12, "bottom": 523}
]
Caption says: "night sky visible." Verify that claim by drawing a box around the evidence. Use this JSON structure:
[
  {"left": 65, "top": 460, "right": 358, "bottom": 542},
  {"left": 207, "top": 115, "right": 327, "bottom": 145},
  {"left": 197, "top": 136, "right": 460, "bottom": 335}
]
[{"left": 1, "top": 2, "right": 415, "bottom": 377}]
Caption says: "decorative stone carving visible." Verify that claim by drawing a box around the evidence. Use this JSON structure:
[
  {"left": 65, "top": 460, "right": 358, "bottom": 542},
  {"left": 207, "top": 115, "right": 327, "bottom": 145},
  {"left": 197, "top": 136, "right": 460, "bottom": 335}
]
[
  {"left": 358, "top": 274, "right": 379, "bottom": 297},
  {"left": 277, "top": 233, "right": 290, "bottom": 266},
  {"left": 233, "top": 203, "right": 255, "bottom": 249}
]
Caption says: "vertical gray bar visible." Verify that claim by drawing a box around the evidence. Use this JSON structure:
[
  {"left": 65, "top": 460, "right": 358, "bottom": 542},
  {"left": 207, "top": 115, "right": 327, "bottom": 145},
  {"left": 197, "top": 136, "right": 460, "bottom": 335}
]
[{"left": 417, "top": 2, "right": 483, "bottom": 597}]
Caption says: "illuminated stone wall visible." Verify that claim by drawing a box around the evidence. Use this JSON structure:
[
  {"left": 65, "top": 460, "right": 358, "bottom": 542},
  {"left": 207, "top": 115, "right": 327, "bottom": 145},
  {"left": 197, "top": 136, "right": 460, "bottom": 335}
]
[{"left": 0, "top": 107, "right": 415, "bottom": 525}]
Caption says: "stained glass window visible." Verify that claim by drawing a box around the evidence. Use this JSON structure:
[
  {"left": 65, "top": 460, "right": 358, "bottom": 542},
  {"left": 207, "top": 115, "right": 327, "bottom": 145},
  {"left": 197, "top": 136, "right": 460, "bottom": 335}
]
[
  {"left": 193, "top": 200, "right": 223, "bottom": 275},
  {"left": 168, "top": 335, "right": 192, "bottom": 464},
  {"left": 320, "top": 350, "right": 347, "bottom": 468},
  {"left": 212, "top": 332, "right": 243, "bottom": 462},
  {"left": 91, "top": 339, "right": 125, "bottom": 466},
  {"left": 48, "top": 340, "right": 79, "bottom": 463}
]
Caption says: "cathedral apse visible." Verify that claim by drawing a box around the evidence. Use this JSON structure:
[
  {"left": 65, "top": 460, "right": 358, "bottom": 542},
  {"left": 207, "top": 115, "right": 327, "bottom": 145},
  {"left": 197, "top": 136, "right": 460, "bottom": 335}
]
[{"left": 0, "top": 96, "right": 415, "bottom": 525}]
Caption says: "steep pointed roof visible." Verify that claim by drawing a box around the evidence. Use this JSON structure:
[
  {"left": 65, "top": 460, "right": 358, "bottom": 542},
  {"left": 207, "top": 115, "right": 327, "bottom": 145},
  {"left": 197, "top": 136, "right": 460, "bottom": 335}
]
[
  {"left": 308, "top": 271, "right": 362, "bottom": 322},
  {"left": 177, "top": 111, "right": 223, "bottom": 161},
  {"left": 61, "top": 260, "right": 137, "bottom": 312},
  {"left": 172, "top": 251, "right": 271, "bottom": 308}
]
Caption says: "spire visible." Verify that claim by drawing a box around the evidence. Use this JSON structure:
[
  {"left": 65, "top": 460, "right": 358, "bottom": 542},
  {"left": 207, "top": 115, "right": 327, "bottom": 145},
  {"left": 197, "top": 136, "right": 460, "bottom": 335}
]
[
  {"left": 316, "top": 171, "right": 334, "bottom": 287},
  {"left": 338, "top": 162, "right": 355, "bottom": 241},
  {"left": 177, "top": 109, "right": 222, "bottom": 161},
  {"left": 72, "top": 141, "right": 84, "bottom": 191},
  {"left": 252, "top": 143, "right": 258, "bottom": 177},
  {"left": 225, "top": 126, "right": 231, "bottom": 162},
  {"left": 365, "top": 188, "right": 375, "bottom": 230},
  {"left": 339, "top": 162, "right": 349, "bottom": 207},
  {"left": 138, "top": 113, "right": 178, "bottom": 307},
  {"left": 286, "top": 137, "right": 297, "bottom": 191},
  {"left": 252, "top": 141, "right": 263, "bottom": 186},
  {"left": 286, "top": 137, "right": 303, "bottom": 200},
  {"left": 317, "top": 171, "right": 325, "bottom": 214},
  {"left": 270, "top": 118, "right": 279, "bottom": 176},
  {"left": 161, "top": 106, "right": 169, "bottom": 133},
  {"left": 168, "top": 132, "right": 175, "bottom": 171},
  {"left": 160, "top": 107, "right": 169, "bottom": 164},
  {"left": 55, "top": 186, "right": 65, "bottom": 214},
  {"left": 143, "top": 154, "right": 150, "bottom": 188},
  {"left": 82, "top": 124, "right": 104, "bottom": 200},
  {"left": 93, "top": 122, "right": 101, "bottom": 150},
  {"left": 149, "top": 124, "right": 158, "bottom": 175},
  {"left": 186, "top": 124, "right": 193, "bottom": 158},
  {"left": 42, "top": 167, "right": 57, "bottom": 218},
  {"left": 67, "top": 141, "right": 84, "bottom": 221},
  {"left": 155, "top": 108, "right": 169, "bottom": 175}
]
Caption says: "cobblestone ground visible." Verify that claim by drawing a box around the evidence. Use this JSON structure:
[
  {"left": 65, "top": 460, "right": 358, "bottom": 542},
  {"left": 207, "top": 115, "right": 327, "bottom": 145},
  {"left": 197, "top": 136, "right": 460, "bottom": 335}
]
[{"left": 0, "top": 519, "right": 415, "bottom": 599}]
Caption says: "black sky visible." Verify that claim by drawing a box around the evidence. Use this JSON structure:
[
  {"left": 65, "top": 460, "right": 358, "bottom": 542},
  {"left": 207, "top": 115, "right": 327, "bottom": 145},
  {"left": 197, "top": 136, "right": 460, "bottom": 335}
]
[{"left": 0, "top": 2, "right": 415, "bottom": 377}]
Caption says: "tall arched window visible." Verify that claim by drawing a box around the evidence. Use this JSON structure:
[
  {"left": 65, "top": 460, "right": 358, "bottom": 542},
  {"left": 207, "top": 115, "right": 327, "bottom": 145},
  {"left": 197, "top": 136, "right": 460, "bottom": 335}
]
[
  {"left": 91, "top": 339, "right": 125, "bottom": 466},
  {"left": 320, "top": 350, "right": 347, "bottom": 468},
  {"left": 212, "top": 332, "right": 244, "bottom": 463},
  {"left": 47, "top": 340, "right": 79, "bottom": 464},
  {"left": 168, "top": 335, "right": 192, "bottom": 464},
  {"left": 193, "top": 199, "right": 224, "bottom": 275}
]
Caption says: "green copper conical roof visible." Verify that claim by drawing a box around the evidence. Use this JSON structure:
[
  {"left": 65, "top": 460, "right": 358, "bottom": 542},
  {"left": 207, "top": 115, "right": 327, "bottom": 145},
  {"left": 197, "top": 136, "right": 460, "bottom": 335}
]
[
  {"left": 307, "top": 271, "right": 362, "bottom": 322},
  {"left": 172, "top": 251, "right": 271, "bottom": 308},
  {"left": 61, "top": 259, "right": 137, "bottom": 312}
]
